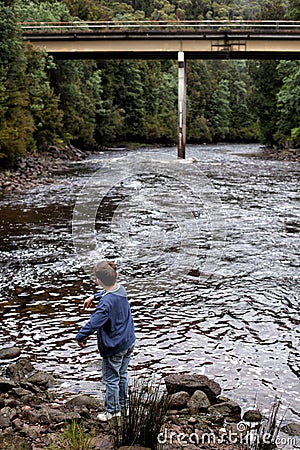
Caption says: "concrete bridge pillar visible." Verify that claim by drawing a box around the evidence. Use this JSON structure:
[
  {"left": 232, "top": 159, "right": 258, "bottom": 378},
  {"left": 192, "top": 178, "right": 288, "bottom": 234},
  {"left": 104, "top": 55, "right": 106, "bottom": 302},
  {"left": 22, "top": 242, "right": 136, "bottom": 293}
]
[{"left": 178, "top": 51, "right": 186, "bottom": 159}]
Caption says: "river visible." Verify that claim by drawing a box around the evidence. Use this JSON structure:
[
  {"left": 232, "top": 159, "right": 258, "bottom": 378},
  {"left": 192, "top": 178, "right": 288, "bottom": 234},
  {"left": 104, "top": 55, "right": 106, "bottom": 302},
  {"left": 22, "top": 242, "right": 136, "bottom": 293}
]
[{"left": 0, "top": 144, "right": 299, "bottom": 427}]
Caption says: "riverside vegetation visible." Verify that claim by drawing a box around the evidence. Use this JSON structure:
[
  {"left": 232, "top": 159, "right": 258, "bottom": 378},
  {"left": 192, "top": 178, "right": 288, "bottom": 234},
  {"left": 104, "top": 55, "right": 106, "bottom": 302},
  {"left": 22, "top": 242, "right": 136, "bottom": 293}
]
[
  {"left": 1, "top": 0, "right": 300, "bottom": 170},
  {"left": 0, "top": 348, "right": 299, "bottom": 450}
]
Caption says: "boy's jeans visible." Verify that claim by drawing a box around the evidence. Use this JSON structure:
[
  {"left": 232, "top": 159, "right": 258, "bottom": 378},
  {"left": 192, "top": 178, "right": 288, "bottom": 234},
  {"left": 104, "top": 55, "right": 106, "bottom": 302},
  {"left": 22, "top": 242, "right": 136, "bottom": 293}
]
[{"left": 102, "top": 343, "right": 135, "bottom": 414}]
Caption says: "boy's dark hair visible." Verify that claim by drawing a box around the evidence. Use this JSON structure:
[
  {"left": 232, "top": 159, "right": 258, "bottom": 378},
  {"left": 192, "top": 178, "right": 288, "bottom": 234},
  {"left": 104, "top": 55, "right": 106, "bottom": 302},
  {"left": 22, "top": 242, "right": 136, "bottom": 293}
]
[{"left": 94, "top": 261, "right": 117, "bottom": 286}]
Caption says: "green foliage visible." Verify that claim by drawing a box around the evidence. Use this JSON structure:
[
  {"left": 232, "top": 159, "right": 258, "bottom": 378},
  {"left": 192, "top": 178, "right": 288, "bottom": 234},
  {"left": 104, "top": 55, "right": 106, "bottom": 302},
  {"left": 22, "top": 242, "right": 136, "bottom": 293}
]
[
  {"left": 1, "top": 0, "right": 300, "bottom": 170},
  {"left": 49, "top": 419, "right": 96, "bottom": 450},
  {"left": 142, "top": 61, "right": 177, "bottom": 143},
  {"left": 50, "top": 60, "right": 103, "bottom": 149},
  {"left": 208, "top": 79, "right": 231, "bottom": 141},
  {"left": 0, "top": 3, "right": 23, "bottom": 66},
  {"left": 25, "top": 45, "right": 64, "bottom": 150},
  {"left": 150, "top": 0, "right": 176, "bottom": 20},
  {"left": 287, "top": 0, "right": 300, "bottom": 19},
  {"left": 14, "top": 0, "right": 73, "bottom": 22},
  {"left": 259, "top": 0, "right": 288, "bottom": 20},
  {"left": 275, "top": 60, "right": 300, "bottom": 147},
  {"left": 248, "top": 60, "right": 283, "bottom": 146},
  {"left": 0, "top": 3, "right": 34, "bottom": 167}
]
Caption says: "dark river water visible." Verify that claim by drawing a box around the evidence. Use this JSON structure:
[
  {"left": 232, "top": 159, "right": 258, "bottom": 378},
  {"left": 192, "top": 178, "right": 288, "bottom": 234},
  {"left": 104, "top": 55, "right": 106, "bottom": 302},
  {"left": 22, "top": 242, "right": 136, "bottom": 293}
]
[{"left": 0, "top": 144, "right": 299, "bottom": 429}]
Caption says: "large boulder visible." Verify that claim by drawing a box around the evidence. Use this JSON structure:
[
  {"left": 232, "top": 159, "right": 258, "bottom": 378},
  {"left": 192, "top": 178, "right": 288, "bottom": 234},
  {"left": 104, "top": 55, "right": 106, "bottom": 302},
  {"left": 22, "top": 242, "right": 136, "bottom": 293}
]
[
  {"left": 0, "top": 347, "right": 21, "bottom": 360},
  {"left": 66, "top": 395, "right": 100, "bottom": 410},
  {"left": 164, "top": 374, "right": 221, "bottom": 400}
]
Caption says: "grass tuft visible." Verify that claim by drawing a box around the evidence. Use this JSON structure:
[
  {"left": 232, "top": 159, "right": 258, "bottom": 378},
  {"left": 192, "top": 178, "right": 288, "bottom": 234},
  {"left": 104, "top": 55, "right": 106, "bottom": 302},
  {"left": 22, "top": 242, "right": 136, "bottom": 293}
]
[
  {"left": 113, "top": 377, "right": 170, "bottom": 450},
  {"left": 48, "top": 419, "right": 96, "bottom": 450}
]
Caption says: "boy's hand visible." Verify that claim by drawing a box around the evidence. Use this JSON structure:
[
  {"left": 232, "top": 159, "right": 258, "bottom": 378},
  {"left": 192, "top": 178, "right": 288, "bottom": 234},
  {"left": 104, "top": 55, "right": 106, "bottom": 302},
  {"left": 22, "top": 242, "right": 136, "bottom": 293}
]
[
  {"left": 83, "top": 295, "right": 94, "bottom": 310},
  {"left": 77, "top": 340, "right": 87, "bottom": 348}
]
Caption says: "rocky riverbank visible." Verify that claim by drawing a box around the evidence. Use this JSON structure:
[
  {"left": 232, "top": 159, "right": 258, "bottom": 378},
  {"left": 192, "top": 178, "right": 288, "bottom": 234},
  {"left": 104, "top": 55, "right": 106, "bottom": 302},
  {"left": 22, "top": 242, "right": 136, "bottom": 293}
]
[
  {"left": 1, "top": 347, "right": 299, "bottom": 450},
  {"left": 0, "top": 145, "right": 93, "bottom": 195},
  {"left": 254, "top": 146, "right": 300, "bottom": 162}
]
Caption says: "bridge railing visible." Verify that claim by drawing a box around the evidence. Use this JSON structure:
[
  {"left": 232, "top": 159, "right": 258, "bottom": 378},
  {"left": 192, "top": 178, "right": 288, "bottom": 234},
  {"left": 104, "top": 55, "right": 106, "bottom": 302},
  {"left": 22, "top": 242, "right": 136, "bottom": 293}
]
[{"left": 20, "top": 20, "right": 300, "bottom": 34}]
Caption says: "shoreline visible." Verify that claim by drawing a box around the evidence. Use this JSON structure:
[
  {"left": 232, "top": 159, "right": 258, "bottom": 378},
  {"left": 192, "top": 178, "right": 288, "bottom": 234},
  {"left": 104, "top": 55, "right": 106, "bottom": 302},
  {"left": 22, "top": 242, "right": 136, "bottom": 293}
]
[
  {"left": 0, "top": 353, "right": 299, "bottom": 450},
  {"left": 252, "top": 145, "right": 300, "bottom": 162},
  {"left": 0, "top": 145, "right": 95, "bottom": 196}
]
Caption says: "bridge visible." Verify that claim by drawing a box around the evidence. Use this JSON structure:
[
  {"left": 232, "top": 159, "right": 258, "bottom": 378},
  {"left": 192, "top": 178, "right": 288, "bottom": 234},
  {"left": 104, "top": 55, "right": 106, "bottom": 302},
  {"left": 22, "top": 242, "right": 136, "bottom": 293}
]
[{"left": 21, "top": 20, "right": 300, "bottom": 157}]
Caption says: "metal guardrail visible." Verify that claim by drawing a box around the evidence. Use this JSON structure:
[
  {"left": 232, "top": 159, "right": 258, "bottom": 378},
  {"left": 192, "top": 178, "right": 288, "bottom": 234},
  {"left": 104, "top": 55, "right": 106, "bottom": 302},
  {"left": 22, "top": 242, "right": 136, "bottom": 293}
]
[{"left": 20, "top": 20, "right": 300, "bottom": 34}]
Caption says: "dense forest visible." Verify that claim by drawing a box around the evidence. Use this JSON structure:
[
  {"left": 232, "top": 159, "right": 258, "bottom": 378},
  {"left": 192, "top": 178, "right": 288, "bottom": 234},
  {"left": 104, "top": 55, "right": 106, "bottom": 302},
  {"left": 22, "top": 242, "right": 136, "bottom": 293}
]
[{"left": 0, "top": 0, "right": 300, "bottom": 167}]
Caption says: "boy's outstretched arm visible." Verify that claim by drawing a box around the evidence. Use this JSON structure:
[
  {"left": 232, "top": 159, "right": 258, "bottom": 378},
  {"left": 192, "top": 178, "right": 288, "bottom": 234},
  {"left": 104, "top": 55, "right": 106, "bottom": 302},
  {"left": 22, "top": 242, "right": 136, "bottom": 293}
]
[
  {"left": 83, "top": 295, "right": 94, "bottom": 310},
  {"left": 76, "top": 303, "right": 109, "bottom": 347}
]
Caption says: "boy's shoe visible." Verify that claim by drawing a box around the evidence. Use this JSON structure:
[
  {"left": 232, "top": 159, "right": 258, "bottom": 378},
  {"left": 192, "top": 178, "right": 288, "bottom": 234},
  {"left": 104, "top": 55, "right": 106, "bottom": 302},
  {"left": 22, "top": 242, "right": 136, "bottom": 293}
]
[{"left": 97, "top": 411, "right": 121, "bottom": 422}]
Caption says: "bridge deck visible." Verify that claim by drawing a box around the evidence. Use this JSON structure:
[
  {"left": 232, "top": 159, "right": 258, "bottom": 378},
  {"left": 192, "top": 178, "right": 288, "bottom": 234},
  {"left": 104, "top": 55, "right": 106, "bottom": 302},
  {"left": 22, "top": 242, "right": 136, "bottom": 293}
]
[{"left": 21, "top": 20, "right": 300, "bottom": 60}]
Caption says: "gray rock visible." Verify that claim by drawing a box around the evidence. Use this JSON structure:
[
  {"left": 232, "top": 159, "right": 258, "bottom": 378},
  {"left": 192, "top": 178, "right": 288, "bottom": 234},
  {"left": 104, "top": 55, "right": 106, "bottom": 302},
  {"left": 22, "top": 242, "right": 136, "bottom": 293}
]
[
  {"left": 4, "top": 398, "right": 20, "bottom": 408},
  {"left": 91, "top": 435, "right": 115, "bottom": 450},
  {"left": 11, "top": 418, "right": 24, "bottom": 432},
  {"left": 208, "top": 400, "right": 241, "bottom": 422},
  {"left": 11, "top": 387, "right": 33, "bottom": 398},
  {"left": 66, "top": 394, "right": 99, "bottom": 410},
  {"left": 243, "top": 409, "right": 263, "bottom": 422},
  {"left": 0, "top": 414, "right": 11, "bottom": 428},
  {"left": 0, "top": 347, "right": 21, "bottom": 360},
  {"left": 1, "top": 406, "right": 18, "bottom": 421},
  {"left": 187, "top": 390, "right": 211, "bottom": 415},
  {"left": 20, "top": 393, "right": 39, "bottom": 405},
  {"left": 21, "top": 405, "right": 75, "bottom": 425},
  {"left": 5, "top": 358, "right": 34, "bottom": 382},
  {"left": 281, "top": 422, "right": 300, "bottom": 436},
  {"left": 46, "top": 406, "right": 80, "bottom": 423},
  {"left": 23, "top": 424, "right": 43, "bottom": 439},
  {"left": 164, "top": 373, "right": 221, "bottom": 400},
  {"left": 26, "top": 371, "right": 55, "bottom": 389},
  {"left": 169, "top": 391, "right": 190, "bottom": 409}
]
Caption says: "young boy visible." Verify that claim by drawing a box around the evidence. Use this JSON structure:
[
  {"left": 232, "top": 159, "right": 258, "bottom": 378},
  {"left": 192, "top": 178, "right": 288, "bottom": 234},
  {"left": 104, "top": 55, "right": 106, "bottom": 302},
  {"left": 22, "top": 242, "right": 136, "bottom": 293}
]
[{"left": 76, "top": 260, "right": 135, "bottom": 421}]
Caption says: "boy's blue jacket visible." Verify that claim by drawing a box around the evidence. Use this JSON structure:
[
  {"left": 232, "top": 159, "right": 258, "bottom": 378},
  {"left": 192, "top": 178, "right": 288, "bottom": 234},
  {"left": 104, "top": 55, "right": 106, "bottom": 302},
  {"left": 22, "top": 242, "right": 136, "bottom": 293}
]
[{"left": 76, "top": 284, "right": 135, "bottom": 357}]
